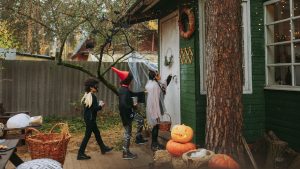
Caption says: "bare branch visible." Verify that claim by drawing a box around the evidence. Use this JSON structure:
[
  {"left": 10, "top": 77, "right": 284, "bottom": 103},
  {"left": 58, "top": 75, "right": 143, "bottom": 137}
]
[
  {"left": 101, "top": 29, "right": 134, "bottom": 76},
  {"left": 57, "top": 62, "right": 96, "bottom": 78},
  {"left": 101, "top": 48, "right": 134, "bottom": 76},
  {"left": 6, "top": 6, "right": 55, "bottom": 32}
]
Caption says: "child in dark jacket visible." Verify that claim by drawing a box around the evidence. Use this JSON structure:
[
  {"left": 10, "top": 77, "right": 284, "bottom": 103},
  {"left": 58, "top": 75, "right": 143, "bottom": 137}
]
[
  {"left": 77, "top": 78, "right": 113, "bottom": 160},
  {"left": 111, "top": 67, "right": 147, "bottom": 160}
]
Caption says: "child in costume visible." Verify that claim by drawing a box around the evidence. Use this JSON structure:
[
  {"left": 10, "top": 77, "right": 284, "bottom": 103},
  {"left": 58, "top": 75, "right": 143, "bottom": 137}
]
[
  {"left": 77, "top": 78, "right": 113, "bottom": 160},
  {"left": 145, "top": 70, "right": 172, "bottom": 151},
  {"left": 111, "top": 67, "right": 147, "bottom": 160}
]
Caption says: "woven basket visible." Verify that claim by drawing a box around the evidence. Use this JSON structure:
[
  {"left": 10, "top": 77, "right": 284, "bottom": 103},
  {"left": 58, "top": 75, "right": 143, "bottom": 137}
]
[
  {"left": 159, "top": 113, "right": 171, "bottom": 131},
  {"left": 182, "top": 149, "right": 215, "bottom": 169},
  {"left": 25, "top": 123, "right": 71, "bottom": 165}
]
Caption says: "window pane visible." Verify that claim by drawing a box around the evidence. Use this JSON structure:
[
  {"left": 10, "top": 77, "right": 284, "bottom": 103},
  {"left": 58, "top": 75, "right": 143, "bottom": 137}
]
[
  {"left": 294, "top": 0, "right": 300, "bottom": 16},
  {"left": 293, "top": 18, "right": 300, "bottom": 40},
  {"left": 268, "top": 66, "right": 292, "bottom": 85},
  {"left": 295, "top": 66, "right": 300, "bottom": 86},
  {"left": 267, "top": 44, "right": 291, "bottom": 64},
  {"left": 266, "top": 21, "right": 290, "bottom": 43},
  {"left": 266, "top": 0, "right": 290, "bottom": 23},
  {"left": 295, "top": 42, "right": 300, "bottom": 62}
]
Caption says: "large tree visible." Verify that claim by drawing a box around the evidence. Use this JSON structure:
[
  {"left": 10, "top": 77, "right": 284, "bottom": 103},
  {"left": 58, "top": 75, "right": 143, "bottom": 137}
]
[
  {"left": 205, "top": 0, "right": 245, "bottom": 161},
  {"left": 0, "top": 0, "right": 140, "bottom": 95}
]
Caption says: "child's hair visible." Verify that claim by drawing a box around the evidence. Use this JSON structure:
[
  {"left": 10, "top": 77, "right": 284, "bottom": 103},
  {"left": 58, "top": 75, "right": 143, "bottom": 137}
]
[
  {"left": 84, "top": 78, "right": 99, "bottom": 92},
  {"left": 120, "top": 72, "right": 133, "bottom": 85}
]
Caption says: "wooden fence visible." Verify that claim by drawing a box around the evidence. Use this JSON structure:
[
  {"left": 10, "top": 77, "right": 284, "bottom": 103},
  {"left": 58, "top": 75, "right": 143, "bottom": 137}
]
[{"left": 0, "top": 60, "right": 148, "bottom": 117}]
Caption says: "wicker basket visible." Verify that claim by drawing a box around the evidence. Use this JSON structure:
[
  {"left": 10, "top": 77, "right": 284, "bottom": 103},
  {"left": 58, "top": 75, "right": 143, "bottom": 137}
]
[
  {"left": 159, "top": 113, "right": 172, "bottom": 131},
  {"left": 25, "top": 123, "right": 71, "bottom": 165},
  {"left": 182, "top": 149, "right": 215, "bottom": 169}
]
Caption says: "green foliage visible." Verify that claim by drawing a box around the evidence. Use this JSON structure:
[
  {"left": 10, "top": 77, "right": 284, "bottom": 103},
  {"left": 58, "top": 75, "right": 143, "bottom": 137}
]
[
  {"left": 41, "top": 111, "right": 121, "bottom": 133},
  {"left": 0, "top": 21, "right": 19, "bottom": 49}
]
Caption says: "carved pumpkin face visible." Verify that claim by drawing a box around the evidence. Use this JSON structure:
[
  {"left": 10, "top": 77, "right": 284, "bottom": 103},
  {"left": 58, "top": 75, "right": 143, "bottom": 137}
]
[
  {"left": 171, "top": 124, "right": 193, "bottom": 143},
  {"left": 166, "top": 140, "right": 196, "bottom": 157},
  {"left": 208, "top": 154, "right": 240, "bottom": 169}
]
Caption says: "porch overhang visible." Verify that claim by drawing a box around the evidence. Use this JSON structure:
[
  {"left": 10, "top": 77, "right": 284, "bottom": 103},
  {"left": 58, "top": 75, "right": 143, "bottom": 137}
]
[{"left": 123, "top": 0, "right": 177, "bottom": 25}]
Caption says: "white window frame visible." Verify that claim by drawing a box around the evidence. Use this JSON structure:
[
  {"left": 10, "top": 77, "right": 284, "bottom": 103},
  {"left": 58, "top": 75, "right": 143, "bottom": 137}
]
[
  {"left": 264, "top": 0, "right": 300, "bottom": 91},
  {"left": 199, "top": 0, "right": 252, "bottom": 94}
]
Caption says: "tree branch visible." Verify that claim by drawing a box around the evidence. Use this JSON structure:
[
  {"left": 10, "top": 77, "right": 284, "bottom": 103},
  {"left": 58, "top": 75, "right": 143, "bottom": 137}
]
[
  {"left": 6, "top": 6, "right": 55, "bottom": 32},
  {"left": 101, "top": 29, "right": 134, "bottom": 76},
  {"left": 57, "top": 62, "right": 96, "bottom": 78}
]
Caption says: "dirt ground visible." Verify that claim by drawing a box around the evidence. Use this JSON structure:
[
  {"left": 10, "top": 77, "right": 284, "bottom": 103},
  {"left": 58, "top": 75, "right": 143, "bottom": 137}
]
[{"left": 16, "top": 124, "right": 145, "bottom": 158}]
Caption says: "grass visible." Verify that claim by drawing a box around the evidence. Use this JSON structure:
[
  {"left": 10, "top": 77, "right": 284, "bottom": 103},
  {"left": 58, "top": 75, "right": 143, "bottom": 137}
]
[{"left": 40, "top": 110, "right": 122, "bottom": 133}]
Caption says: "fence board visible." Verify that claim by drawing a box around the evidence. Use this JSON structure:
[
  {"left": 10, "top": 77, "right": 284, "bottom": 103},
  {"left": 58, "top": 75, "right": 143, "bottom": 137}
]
[{"left": 0, "top": 60, "right": 147, "bottom": 117}]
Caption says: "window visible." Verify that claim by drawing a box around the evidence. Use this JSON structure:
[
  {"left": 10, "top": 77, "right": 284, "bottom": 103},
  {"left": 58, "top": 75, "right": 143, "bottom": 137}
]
[
  {"left": 264, "top": 0, "right": 300, "bottom": 90},
  {"left": 199, "top": 0, "right": 252, "bottom": 94}
]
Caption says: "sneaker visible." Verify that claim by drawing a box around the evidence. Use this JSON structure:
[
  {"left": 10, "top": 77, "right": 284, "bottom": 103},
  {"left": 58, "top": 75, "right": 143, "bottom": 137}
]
[
  {"left": 135, "top": 137, "right": 148, "bottom": 145},
  {"left": 122, "top": 151, "right": 138, "bottom": 160},
  {"left": 77, "top": 153, "right": 91, "bottom": 160},
  {"left": 101, "top": 146, "right": 113, "bottom": 154}
]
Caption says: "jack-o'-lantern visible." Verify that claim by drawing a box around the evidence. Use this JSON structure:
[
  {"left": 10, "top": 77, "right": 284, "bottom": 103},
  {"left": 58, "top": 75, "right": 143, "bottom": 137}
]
[
  {"left": 208, "top": 154, "right": 240, "bottom": 169},
  {"left": 166, "top": 140, "right": 196, "bottom": 157},
  {"left": 171, "top": 124, "right": 193, "bottom": 143}
]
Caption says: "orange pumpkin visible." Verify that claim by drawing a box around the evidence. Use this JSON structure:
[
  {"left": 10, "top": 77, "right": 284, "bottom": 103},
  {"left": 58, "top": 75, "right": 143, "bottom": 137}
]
[
  {"left": 171, "top": 124, "right": 193, "bottom": 143},
  {"left": 166, "top": 140, "right": 196, "bottom": 157},
  {"left": 208, "top": 154, "right": 240, "bottom": 169}
]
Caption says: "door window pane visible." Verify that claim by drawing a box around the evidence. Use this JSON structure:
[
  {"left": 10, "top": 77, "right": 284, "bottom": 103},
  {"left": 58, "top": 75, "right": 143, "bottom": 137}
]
[
  {"left": 266, "top": 21, "right": 290, "bottom": 44},
  {"left": 295, "top": 65, "right": 300, "bottom": 86},
  {"left": 295, "top": 42, "right": 300, "bottom": 63},
  {"left": 294, "top": 0, "right": 300, "bottom": 16},
  {"left": 266, "top": 0, "right": 290, "bottom": 23},
  {"left": 293, "top": 18, "right": 300, "bottom": 40},
  {"left": 268, "top": 66, "right": 292, "bottom": 85},
  {"left": 267, "top": 44, "right": 291, "bottom": 64}
]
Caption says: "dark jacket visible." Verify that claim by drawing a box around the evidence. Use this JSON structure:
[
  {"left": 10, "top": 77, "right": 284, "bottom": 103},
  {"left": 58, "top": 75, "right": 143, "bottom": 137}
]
[
  {"left": 83, "top": 94, "right": 102, "bottom": 122},
  {"left": 118, "top": 86, "right": 135, "bottom": 126},
  {"left": 118, "top": 86, "right": 145, "bottom": 126}
]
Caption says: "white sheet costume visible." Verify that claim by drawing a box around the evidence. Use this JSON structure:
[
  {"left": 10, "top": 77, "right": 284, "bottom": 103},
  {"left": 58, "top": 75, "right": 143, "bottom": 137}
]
[{"left": 145, "top": 80, "right": 167, "bottom": 127}]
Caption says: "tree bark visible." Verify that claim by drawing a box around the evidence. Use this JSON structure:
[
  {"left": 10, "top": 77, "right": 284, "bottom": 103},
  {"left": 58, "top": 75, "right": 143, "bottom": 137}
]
[
  {"left": 26, "top": 0, "right": 33, "bottom": 53},
  {"left": 205, "top": 0, "right": 244, "bottom": 159}
]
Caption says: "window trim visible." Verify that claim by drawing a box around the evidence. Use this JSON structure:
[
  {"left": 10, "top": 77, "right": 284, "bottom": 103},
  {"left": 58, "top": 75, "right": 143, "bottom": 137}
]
[
  {"left": 199, "top": 0, "right": 252, "bottom": 94},
  {"left": 264, "top": 0, "right": 300, "bottom": 91}
]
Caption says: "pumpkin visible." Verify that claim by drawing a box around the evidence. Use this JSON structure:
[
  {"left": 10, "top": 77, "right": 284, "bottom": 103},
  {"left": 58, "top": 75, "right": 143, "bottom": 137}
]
[
  {"left": 208, "top": 154, "right": 240, "bottom": 169},
  {"left": 171, "top": 124, "right": 193, "bottom": 143},
  {"left": 166, "top": 140, "right": 196, "bottom": 157}
]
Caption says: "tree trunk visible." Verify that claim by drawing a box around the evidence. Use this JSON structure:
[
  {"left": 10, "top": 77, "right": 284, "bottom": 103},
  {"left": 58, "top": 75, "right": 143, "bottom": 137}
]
[
  {"left": 205, "top": 0, "right": 244, "bottom": 159},
  {"left": 27, "top": 0, "right": 33, "bottom": 53}
]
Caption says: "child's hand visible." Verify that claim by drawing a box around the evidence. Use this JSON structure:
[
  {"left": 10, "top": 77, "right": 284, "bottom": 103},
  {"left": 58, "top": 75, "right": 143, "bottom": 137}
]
[
  {"left": 156, "top": 118, "right": 160, "bottom": 123},
  {"left": 99, "top": 100, "right": 105, "bottom": 107}
]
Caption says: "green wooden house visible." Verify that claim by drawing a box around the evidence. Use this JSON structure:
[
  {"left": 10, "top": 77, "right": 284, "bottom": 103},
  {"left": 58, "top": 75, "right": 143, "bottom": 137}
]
[{"left": 124, "top": 0, "right": 300, "bottom": 151}]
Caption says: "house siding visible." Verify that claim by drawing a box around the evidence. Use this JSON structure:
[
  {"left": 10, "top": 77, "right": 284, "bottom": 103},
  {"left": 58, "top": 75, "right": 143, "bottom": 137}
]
[
  {"left": 265, "top": 91, "right": 300, "bottom": 151},
  {"left": 242, "top": 0, "right": 266, "bottom": 142},
  {"left": 155, "top": 0, "right": 266, "bottom": 147},
  {"left": 261, "top": 0, "right": 300, "bottom": 152},
  {"left": 192, "top": 0, "right": 266, "bottom": 145},
  {"left": 165, "top": 0, "right": 300, "bottom": 148},
  {"left": 179, "top": 1, "right": 201, "bottom": 144}
]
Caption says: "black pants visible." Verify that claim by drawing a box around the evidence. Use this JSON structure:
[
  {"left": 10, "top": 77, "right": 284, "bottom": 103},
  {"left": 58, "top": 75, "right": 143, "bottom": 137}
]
[
  {"left": 78, "top": 120, "right": 105, "bottom": 154},
  {"left": 123, "top": 113, "right": 145, "bottom": 152},
  {"left": 151, "top": 124, "right": 159, "bottom": 144}
]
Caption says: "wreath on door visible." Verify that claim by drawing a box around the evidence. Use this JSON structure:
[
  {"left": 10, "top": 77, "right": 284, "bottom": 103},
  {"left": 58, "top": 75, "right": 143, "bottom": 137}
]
[{"left": 178, "top": 7, "right": 195, "bottom": 39}]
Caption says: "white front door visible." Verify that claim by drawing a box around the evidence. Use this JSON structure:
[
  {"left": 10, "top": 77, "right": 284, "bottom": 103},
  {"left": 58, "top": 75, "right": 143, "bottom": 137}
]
[{"left": 159, "top": 11, "right": 181, "bottom": 126}]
